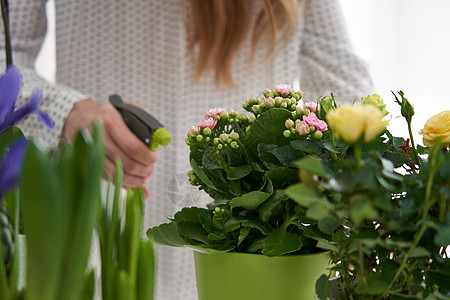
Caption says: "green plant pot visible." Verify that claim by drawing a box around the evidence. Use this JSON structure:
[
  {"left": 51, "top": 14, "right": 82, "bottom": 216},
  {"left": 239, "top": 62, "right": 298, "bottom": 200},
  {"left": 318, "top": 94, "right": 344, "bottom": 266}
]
[{"left": 194, "top": 250, "right": 331, "bottom": 300}]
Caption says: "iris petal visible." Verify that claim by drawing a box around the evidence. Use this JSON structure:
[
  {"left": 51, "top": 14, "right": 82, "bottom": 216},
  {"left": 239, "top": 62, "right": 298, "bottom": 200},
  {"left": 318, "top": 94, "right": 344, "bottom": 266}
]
[
  {"left": 0, "top": 89, "right": 43, "bottom": 132},
  {"left": 36, "top": 110, "right": 55, "bottom": 129},
  {"left": 0, "top": 65, "right": 22, "bottom": 126},
  {"left": 0, "top": 138, "right": 28, "bottom": 199}
]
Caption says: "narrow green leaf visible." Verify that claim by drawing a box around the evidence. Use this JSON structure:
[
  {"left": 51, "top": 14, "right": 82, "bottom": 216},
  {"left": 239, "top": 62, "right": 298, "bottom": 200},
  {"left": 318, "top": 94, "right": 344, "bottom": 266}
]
[
  {"left": 0, "top": 237, "right": 11, "bottom": 300},
  {"left": 117, "top": 270, "right": 133, "bottom": 300},
  {"left": 238, "top": 227, "right": 251, "bottom": 245},
  {"left": 191, "top": 159, "right": 219, "bottom": 191},
  {"left": 20, "top": 141, "right": 66, "bottom": 300},
  {"left": 136, "top": 239, "right": 155, "bottom": 300}
]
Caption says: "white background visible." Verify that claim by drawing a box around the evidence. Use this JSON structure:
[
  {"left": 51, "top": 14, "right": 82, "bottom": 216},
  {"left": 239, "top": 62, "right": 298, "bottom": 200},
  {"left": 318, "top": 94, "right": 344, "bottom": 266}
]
[{"left": 36, "top": 0, "right": 450, "bottom": 143}]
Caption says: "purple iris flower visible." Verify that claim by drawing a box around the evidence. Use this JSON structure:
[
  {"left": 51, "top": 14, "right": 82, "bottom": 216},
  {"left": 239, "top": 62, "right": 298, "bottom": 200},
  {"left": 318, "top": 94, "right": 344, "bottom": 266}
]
[
  {"left": 0, "top": 138, "right": 27, "bottom": 199},
  {"left": 0, "top": 65, "right": 54, "bottom": 198},
  {"left": 0, "top": 65, "right": 54, "bottom": 133}
]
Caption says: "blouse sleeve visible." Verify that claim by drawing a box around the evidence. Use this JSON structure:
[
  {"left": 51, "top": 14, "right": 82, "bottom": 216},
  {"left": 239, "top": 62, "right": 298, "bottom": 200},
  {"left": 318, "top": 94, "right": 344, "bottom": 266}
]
[
  {"left": 298, "top": 0, "right": 374, "bottom": 104},
  {"left": 0, "top": 0, "right": 87, "bottom": 148}
]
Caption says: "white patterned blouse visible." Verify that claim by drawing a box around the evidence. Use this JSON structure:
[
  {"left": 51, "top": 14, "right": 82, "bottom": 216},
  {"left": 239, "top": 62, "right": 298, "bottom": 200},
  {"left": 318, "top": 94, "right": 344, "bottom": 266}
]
[{"left": 2, "top": 0, "right": 372, "bottom": 299}]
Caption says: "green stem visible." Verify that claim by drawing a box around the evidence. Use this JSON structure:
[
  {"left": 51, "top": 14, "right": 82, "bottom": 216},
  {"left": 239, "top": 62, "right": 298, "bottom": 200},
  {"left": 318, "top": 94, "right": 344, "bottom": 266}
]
[
  {"left": 407, "top": 121, "right": 421, "bottom": 167},
  {"left": 388, "top": 224, "right": 426, "bottom": 292},
  {"left": 354, "top": 142, "right": 362, "bottom": 171},
  {"left": 440, "top": 193, "right": 447, "bottom": 223},
  {"left": 330, "top": 131, "right": 338, "bottom": 159},
  {"left": 358, "top": 241, "right": 365, "bottom": 285},
  {"left": 386, "top": 155, "right": 437, "bottom": 292},
  {"left": 283, "top": 212, "right": 300, "bottom": 230}
]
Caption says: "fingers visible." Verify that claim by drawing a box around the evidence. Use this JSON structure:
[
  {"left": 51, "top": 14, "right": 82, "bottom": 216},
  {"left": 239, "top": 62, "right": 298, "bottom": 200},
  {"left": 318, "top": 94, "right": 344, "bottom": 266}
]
[
  {"left": 104, "top": 156, "right": 151, "bottom": 188},
  {"left": 103, "top": 132, "right": 155, "bottom": 178},
  {"left": 102, "top": 108, "right": 160, "bottom": 166},
  {"left": 63, "top": 99, "right": 160, "bottom": 190}
]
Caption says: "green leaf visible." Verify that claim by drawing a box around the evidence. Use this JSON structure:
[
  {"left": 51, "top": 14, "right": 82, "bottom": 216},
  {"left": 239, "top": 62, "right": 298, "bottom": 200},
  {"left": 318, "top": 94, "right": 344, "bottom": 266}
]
[
  {"left": 269, "top": 144, "right": 300, "bottom": 167},
  {"left": 0, "top": 126, "right": 24, "bottom": 156},
  {"left": 172, "top": 208, "right": 210, "bottom": 244},
  {"left": 146, "top": 222, "right": 186, "bottom": 247},
  {"left": 410, "top": 246, "right": 430, "bottom": 258},
  {"left": 187, "top": 243, "right": 235, "bottom": 254},
  {"left": 136, "top": 239, "right": 155, "bottom": 300},
  {"left": 257, "top": 144, "right": 282, "bottom": 169},
  {"left": 116, "top": 270, "right": 133, "bottom": 300},
  {"left": 229, "top": 191, "right": 270, "bottom": 210},
  {"left": 199, "top": 211, "right": 226, "bottom": 240},
  {"left": 265, "top": 167, "right": 298, "bottom": 188},
  {"left": 315, "top": 274, "right": 333, "bottom": 300},
  {"left": 223, "top": 217, "right": 240, "bottom": 233},
  {"left": 434, "top": 225, "right": 450, "bottom": 246},
  {"left": 306, "top": 202, "right": 332, "bottom": 220},
  {"left": 294, "top": 156, "right": 331, "bottom": 178},
  {"left": 20, "top": 141, "right": 66, "bottom": 300},
  {"left": 238, "top": 227, "right": 251, "bottom": 246},
  {"left": 245, "top": 108, "right": 292, "bottom": 158},
  {"left": 190, "top": 159, "right": 220, "bottom": 191},
  {"left": 355, "top": 268, "right": 396, "bottom": 295},
  {"left": 315, "top": 240, "right": 339, "bottom": 252},
  {"left": 258, "top": 189, "right": 289, "bottom": 222},
  {"left": 291, "top": 139, "right": 322, "bottom": 154},
  {"left": 229, "top": 179, "right": 273, "bottom": 210},
  {"left": 262, "top": 228, "right": 302, "bottom": 256},
  {"left": 227, "top": 164, "right": 252, "bottom": 180},
  {"left": 350, "top": 197, "right": 378, "bottom": 226},
  {"left": 202, "top": 152, "right": 220, "bottom": 169},
  {"left": 318, "top": 217, "right": 341, "bottom": 235},
  {"left": 234, "top": 216, "right": 273, "bottom": 235},
  {"left": 318, "top": 140, "right": 341, "bottom": 154},
  {"left": 285, "top": 183, "right": 323, "bottom": 208}
]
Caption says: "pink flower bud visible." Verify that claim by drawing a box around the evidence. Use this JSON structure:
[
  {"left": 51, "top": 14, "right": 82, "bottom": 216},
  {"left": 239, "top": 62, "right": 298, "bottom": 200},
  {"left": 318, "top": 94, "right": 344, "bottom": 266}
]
[
  {"left": 285, "top": 119, "right": 295, "bottom": 129},
  {"left": 205, "top": 108, "right": 227, "bottom": 119},
  {"left": 188, "top": 125, "right": 201, "bottom": 136},
  {"left": 199, "top": 117, "right": 217, "bottom": 129},
  {"left": 295, "top": 121, "right": 310, "bottom": 135},
  {"left": 262, "top": 97, "right": 275, "bottom": 108},
  {"left": 275, "top": 84, "right": 293, "bottom": 97},
  {"left": 304, "top": 102, "right": 317, "bottom": 113}
]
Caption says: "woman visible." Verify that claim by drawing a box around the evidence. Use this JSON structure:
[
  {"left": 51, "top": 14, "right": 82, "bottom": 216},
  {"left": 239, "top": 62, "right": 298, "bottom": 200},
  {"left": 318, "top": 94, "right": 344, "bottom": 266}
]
[{"left": 3, "top": 0, "right": 372, "bottom": 299}]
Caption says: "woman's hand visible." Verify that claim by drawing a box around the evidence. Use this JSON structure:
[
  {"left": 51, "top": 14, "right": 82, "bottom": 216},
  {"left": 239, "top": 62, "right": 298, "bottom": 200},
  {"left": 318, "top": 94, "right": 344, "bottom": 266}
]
[{"left": 62, "top": 99, "right": 160, "bottom": 195}]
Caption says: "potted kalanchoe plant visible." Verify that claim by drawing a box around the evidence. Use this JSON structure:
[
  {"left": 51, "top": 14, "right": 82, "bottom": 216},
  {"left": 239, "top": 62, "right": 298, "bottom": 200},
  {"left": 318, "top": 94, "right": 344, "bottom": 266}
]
[
  {"left": 147, "top": 84, "right": 397, "bottom": 300},
  {"left": 286, "top": 92, "right": 449, "bottom": 299}
]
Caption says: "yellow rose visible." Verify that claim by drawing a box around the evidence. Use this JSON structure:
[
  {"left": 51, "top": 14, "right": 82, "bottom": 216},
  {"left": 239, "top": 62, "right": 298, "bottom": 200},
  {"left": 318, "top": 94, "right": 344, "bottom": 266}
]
[
  {"left": 326, "top": 104, "right": 389, "bottom": 144},
  {"left": 419, "top": 110, "right": 450, "bottom": 147},
  {"left": 361, "top": 94, "right": 389, "bottom": 116}
]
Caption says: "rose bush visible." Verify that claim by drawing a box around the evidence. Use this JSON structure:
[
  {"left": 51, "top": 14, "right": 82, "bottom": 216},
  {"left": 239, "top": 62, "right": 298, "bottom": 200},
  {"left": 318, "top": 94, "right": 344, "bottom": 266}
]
[{"left": 420, "top": 110, "right": 450, "bottom": 147}]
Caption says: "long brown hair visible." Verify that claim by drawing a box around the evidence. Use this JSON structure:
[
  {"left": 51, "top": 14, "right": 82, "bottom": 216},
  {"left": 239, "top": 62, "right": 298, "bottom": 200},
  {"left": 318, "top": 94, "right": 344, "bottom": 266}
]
[{"left": 186, "top": 0, "right": 300, "bottom": 86}]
